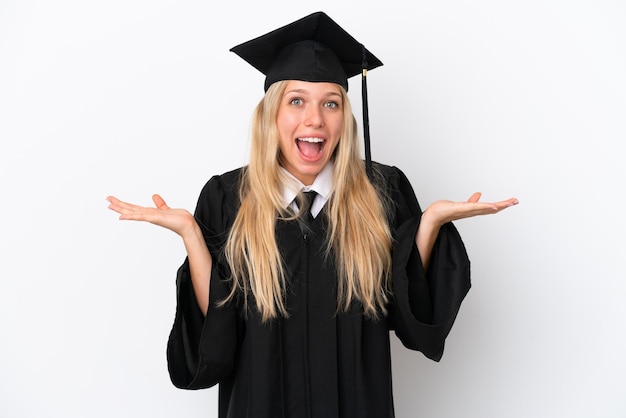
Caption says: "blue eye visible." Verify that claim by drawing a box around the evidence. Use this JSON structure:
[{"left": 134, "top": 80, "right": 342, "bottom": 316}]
[
  {"left": 324, "top": 101, "right": 339, "bottom": 109},
  {"left": 290, "top": 98, "right": 303, "bottom": 105}
]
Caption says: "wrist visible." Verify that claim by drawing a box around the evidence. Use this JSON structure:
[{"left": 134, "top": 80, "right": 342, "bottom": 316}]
[
  {"left": 180, "top": 216, "right": 203, "bottom": 242},
  {"left": 420, "top": 208, "right": 444, "bottom": 230}
]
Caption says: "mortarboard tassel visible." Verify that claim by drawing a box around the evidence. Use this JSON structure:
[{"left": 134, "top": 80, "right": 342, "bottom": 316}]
[{"left": 361, "top": 45, "right": 372, "bottom": 178}]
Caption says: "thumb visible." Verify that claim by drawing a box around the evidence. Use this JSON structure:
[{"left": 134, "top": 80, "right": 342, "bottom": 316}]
[
  {"left": 467, "top": 192, "right": 482, "bottom": 203},
  {"left": 152, "top": 194, "right": 170, "bottom": 209}
]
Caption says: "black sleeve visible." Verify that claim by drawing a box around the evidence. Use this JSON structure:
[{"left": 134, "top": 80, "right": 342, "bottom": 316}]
[
  {"left": 166, "top": 172, "right": 243, "bottom": 389},
  {"left": 386, "top": 166, "right": 471, "bottom": 361}
]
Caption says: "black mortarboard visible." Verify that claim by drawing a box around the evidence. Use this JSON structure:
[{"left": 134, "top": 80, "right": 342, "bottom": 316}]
[{"left": 230, "top": 11, "right": 383, "bottom": 175}]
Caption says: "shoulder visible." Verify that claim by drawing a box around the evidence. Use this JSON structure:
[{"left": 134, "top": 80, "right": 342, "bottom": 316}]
[
  {"left": 212, "top": 166, "right": 246, "bottom": 187},
  {"left": 370, "top": 161, "right": 421, "bottom": 226},
  {"left": 370, "top": 161, "right": 412, "bottom": 191},
  {"left": 193, "top": 167, "right": 247, "bottom": 234},
  {"left": 200, "top": 166, "right": 246, "bottom": 198},
  {"left": 195, "top": 166, "right": 246, "bottom": 214},
  {"left": 371, "top": 161, "right": 402, "bottom": 175},
  {"left": 218, "top": 166, "right": 247, "bottom": 183}
]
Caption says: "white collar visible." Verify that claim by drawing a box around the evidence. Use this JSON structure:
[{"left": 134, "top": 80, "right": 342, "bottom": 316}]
[{"left": 281, "top": 161, "right": 334, "bottom": 218}]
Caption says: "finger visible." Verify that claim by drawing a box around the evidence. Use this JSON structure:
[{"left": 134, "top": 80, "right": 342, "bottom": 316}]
[
  {"left": 493, "top": 197, "right": 519, "bottom": 209},
  {"left": 106, "top": 195, "right": 124, "bottom": 207},
  {"left": 107, "top": 196, "right": 152, "bottom": 217},
  {"left": 506, "top": 197, "right": 519, "bottom": 206},
  {"left": 473, "top": 198, "right": 518, "bottom": 215},
  {"left": 107, "top": 196, "right": 129, "bottom": 213},
  {"left": 152, "top": 194, "right": 171, "bottom": 210},
  {"left": 152, "top": 194, "right": 169, "bottom": 209},
  {"left": 111, "top": 199, "right": 141, "bottom": 212},
  {"left": 467, "top": 192, "right": 482, "bottom": 203}
]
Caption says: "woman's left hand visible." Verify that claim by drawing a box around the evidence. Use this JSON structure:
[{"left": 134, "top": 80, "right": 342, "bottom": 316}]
[
  {"left": 423, "top": 192, "right": 518, "bottom": 228},
  {"left": 416, "top": 193, "right": 518, "bottom": 270}
]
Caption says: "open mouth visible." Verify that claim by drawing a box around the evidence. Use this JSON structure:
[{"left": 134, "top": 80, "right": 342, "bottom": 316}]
[{"left": 296, "top": 137, "right": 325, "bottom": 158}]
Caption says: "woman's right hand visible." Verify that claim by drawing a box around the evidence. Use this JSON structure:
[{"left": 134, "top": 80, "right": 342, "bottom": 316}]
[
  {"left": 107, "top": 194, "right": 213, "bottom": 314},
  {"left": 106, "top": 194, "right": 197, "bottom": 238}
]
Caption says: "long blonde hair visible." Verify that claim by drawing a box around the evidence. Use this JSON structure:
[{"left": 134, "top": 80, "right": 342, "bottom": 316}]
[{"left": 224, "top": 80, "right": 393, "bottom": 322}]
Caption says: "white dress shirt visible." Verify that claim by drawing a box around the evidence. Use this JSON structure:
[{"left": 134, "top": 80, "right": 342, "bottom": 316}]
[{"left": 280, "top": 161, "right": 334, "bottom": 218}]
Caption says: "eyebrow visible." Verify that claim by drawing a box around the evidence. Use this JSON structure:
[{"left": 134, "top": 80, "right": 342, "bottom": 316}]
[{"left": 284, "top": 89, "right": 342, "bottom": 99}]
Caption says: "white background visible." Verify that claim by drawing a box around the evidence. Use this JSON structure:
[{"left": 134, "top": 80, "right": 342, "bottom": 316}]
[{"left": 1, "top": 1, "right": 624, "bottom": 417}]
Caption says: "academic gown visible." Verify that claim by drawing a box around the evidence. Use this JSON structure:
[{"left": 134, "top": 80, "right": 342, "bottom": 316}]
[{"left": 166, "top": 163, "right": 471, "bottom": 418}]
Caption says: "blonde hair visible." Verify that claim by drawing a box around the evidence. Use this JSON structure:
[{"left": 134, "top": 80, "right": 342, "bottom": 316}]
[{"left": 224, "top": 80, "right": 392, "bottom": 322}]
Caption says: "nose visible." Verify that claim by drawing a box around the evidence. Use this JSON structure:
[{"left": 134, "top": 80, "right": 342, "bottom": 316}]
[{"left": 304, "top": 104, "right": 324, "bottom": 128}]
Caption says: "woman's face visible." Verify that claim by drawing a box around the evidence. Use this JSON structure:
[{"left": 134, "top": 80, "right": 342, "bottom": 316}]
[{"left": 276, "top": 80, "right": 344, "bottom": 185}]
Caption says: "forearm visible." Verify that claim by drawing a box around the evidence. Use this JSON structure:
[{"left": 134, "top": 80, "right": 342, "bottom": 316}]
[
  {"left": 415, "top": 210, "right": 441, "bottom": 272},
  {"left": 181, "top": 222, "right": 212, "bottom": 316}
]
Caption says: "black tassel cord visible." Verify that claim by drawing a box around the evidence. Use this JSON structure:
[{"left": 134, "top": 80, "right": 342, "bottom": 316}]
[{"left": 361, "top": 45, "right": 372, "bottom": 178}]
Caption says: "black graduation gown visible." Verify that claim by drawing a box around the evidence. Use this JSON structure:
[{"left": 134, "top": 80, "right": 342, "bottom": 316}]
[{"left": 166, "top": 163, "right": 471, "bottom": 418}]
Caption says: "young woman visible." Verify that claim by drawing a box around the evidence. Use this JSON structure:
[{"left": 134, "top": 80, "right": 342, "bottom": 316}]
[{"left": 107, "top": 12, "right": 518, "bottom": 418}]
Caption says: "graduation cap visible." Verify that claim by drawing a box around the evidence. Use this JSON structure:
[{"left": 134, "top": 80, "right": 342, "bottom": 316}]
[{"left": 230, "top": 11, "right": 383, "bottom": 176}]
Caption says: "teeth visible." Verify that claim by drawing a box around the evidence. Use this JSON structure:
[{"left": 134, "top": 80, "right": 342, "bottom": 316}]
[{"left": 297, "top": 137, "right": 324, "bottom": 143}]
